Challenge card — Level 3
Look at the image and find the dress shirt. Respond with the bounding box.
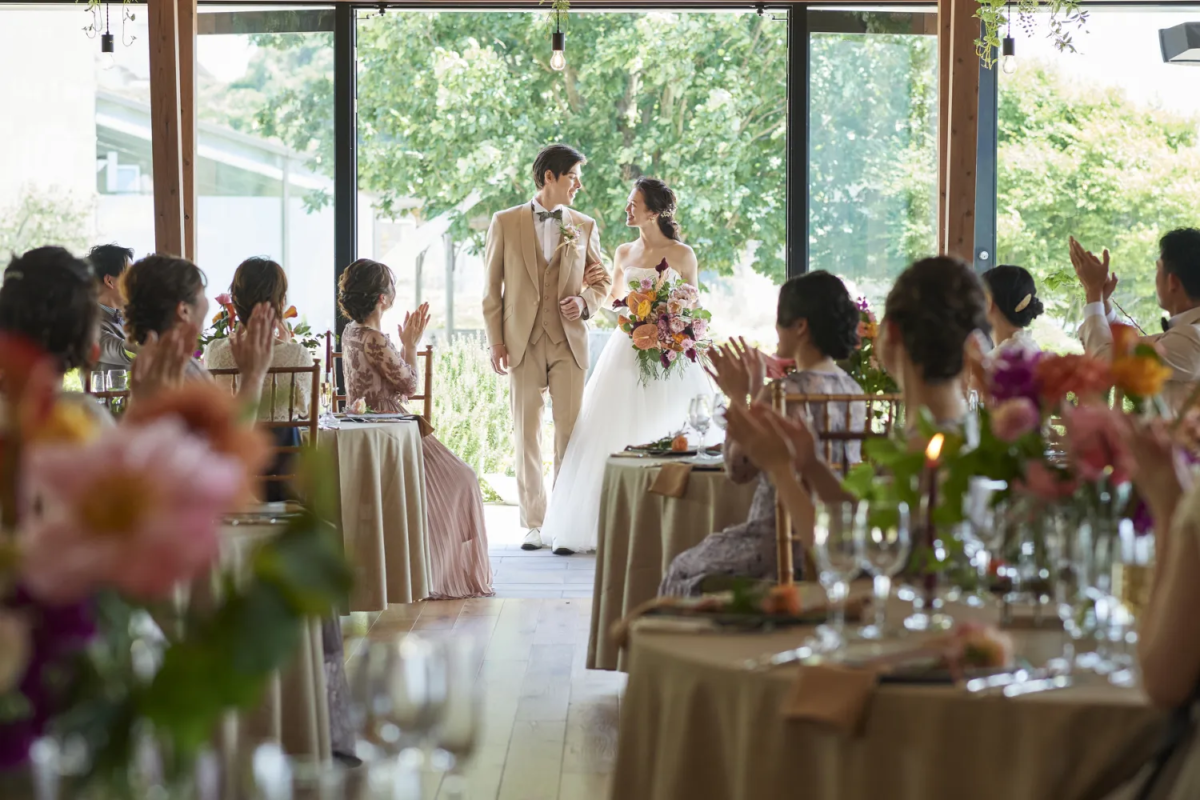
[531,198,564,263]
[1079,301,1200,414]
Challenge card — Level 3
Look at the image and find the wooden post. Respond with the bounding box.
[178,0,197,260]
[939,0,980,261]
[147,0,185,257]
[772,380,794,586]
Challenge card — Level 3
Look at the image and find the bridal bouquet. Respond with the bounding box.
[613,259,712,383]
[0,335,350,791]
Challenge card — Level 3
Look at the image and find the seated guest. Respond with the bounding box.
[338,258,493,599]
[981,264,1043,352]
[660,271,864,596]
[205,257,315,502]
[88,243,135,373]
[1073,229,1200,413]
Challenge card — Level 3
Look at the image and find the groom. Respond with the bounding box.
[483,144,611,553]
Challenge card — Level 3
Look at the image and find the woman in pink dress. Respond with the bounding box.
[337,258,493,599]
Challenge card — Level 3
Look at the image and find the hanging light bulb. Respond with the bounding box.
[1001,35,1017,74]
[100,31,115,70]
[550,8,566,72]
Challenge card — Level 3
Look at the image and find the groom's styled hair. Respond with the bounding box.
[532,144,586,189]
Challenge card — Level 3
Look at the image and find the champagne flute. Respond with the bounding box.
[856,501,911,640]
[813,500,865,651]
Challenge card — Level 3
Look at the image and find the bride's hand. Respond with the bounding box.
[583,262,607,288]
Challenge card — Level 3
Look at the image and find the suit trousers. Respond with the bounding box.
[509,335,585,529]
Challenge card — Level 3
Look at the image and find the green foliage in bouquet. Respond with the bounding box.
[838,299,898,396]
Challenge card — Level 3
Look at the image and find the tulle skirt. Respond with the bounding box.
[541,328,714,552]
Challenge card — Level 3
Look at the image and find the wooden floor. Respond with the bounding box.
[489,546,597,599]
[345,597,624,800]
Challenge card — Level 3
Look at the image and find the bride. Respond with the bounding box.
[543,177,713,555]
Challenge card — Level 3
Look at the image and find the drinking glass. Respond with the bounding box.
[434,635,486,799]
[856,502,911,640]
[106,369,129,392]
[1046,512,1093,674]
[89,369,107,393]
[711,393,729,435]
[319,381,339,428]
[252,744,372,800]
[1077,505,1119,675]
[688,395,712,455]
[813,500,865,651]
[346,633,449,768]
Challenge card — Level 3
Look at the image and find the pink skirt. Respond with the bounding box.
[421,434,494,599]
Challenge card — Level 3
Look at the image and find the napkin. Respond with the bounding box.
[650,463,692,498]
[784,664,880,736]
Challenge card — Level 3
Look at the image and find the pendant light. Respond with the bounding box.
[1001,4,1017,74]
[100,1,115,70]
[550,5,566,72]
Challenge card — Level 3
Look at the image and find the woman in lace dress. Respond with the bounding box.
[205,257,314,501]
[660,271,865,595]
[338,259,493,599]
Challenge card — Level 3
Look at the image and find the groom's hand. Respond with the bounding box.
[490,344,510,376]
[560,296,585,322]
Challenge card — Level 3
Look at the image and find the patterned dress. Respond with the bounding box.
[340,322,493,599]
[659,368,865,596]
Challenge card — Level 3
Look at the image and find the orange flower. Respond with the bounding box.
[1111,322,1139,357]
[124,381,270,501]
[625,291,655,320]
[631,324,659,351]
[283,305,298,320]
[857,320,879,340]
[1112,355,1173,398]
[760,584,802,616]
[1034,353,1113,406]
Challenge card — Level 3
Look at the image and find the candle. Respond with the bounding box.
[921,434,945,605]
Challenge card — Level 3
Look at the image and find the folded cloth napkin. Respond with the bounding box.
[784,664,880,736]
[650,463,692,498]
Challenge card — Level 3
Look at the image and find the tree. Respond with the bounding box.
[0,188,92,259]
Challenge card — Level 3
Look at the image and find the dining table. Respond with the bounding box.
[610,593,1168,800]
[587,453,758,671]
[317,419,431,611]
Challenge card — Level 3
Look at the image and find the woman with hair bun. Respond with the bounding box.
[981,264,1043,352]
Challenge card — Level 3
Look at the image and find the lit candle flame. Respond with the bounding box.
[925,433,945,464]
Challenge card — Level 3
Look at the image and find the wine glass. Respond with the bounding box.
[319,381,340,429]
[1047,512,1093,675]
[346,633,449,769]
[688,395,712,455]
[251,744,372,800]
[711,393,729,438]
[813,500,865,651]
[433,635,485,799]
[856,501,911,640]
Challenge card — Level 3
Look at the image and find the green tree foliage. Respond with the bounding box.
[997,63,1200,327]
[0,188,92,258]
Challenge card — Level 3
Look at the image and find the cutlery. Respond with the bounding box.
[1002,675,1072,697]
[741,645,818,671]
[965,668,1047,694]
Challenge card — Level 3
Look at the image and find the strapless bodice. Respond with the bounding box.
[624,265,680,284]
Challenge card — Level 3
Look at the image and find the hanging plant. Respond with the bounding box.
[542,0,570,31]
[975,0,1089,69]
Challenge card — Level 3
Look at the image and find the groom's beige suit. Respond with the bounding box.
[483,203,611,528]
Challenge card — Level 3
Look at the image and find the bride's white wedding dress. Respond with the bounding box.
[542,265,713,553]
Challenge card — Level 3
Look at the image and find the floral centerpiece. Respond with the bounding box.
[839,297,898,395]
[613,259,712,384]
[198,293,321,354]
[0,335,350,791]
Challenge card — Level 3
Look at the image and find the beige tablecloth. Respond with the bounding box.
[587,456,757,671]
[611,607,1168,800]
[318,421,430,610]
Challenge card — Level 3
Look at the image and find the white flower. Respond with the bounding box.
[0,610,30,694]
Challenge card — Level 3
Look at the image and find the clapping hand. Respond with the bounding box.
[399,302,431,351]
[1069,237,1118,308]
[725,402,818,476]
[130,322,198,401]
[1129,419,1190,523]
[705,338,766,407]
[230,302,276,382]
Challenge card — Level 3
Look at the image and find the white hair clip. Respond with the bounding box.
[1014,293,1033,313]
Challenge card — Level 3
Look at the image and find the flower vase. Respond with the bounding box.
[1076,503,1119,675]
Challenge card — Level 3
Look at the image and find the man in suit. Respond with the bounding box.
[483,144,612,552]
[1073,228,1200,414]
[88,243,135,373]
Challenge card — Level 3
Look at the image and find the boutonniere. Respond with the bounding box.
[558,219,582,249]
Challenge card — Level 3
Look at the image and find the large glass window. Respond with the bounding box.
[995,7,1200,351]
[0,3,153,259]
[195,6,336,336]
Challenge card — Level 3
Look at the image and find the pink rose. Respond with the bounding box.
[692,319,707,339]
[1063,403,1134,484]
[990,398,1039,443]
[215,292,233,306]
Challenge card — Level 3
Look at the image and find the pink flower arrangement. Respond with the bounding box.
[990,397,1040,443]
[19,419,245,605]
[1062,403,1134,485]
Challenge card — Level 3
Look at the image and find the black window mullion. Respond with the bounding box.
[786,7,809,279]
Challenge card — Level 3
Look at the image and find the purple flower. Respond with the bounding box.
[686,348,698,362]
[655,258,669,275]
[660,352,671,368]
[669,316,687,334]
[989,347,1045,406]
[640,278,653,291]
[612,297,627,309]
[692,319,708,340]
[856,296,870,312]
[666,350,678,363]
[1131,498,1154,537]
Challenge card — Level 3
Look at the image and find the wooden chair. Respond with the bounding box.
[768,384,904,585]
[208,362,321,489]
[323,331,434,422]
[82,372,131,417]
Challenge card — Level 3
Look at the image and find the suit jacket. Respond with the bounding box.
[482,203,611,369]
[1080,306,1200,413]
[96,304,133,371]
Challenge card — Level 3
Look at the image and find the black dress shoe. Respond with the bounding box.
[552,546,575,556]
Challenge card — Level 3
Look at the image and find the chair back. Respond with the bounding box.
[82,372,131,416]
[323,330,434,422]
[207,361,321,487]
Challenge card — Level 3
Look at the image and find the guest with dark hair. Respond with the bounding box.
[0,247,100,376]
[981,264,1043,352]
[338,258,493,599]
[1073,228,1200,413]
[88,243,135,371]
[660,271,865,595]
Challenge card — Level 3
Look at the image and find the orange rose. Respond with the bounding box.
[1034,354,1113,406]
[631,324,659,351]
[1112,355,1173,398]
[1111,322,1139,357]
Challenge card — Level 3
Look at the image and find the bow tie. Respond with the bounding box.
[1163,317,1172,333]
[113,309,124,327]
[537,209,563,222]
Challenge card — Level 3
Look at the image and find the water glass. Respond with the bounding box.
[688,395,712,453]
[434,636,486,798]
[711,393,729,434]
[1047,514,1092,674]
[106,369,129,392]
[89,369,107,393]
[856,502,911,639]
[252,745,371,800]
[813,500,865,650]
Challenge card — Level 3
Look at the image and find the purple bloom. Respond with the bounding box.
[655,258,669,275]
[989,347,1045,406]
[660,352,671,368]
[686,348,698,362]
[1131,498,1154,537]
[640,279,653,291]
[856,296,870,312]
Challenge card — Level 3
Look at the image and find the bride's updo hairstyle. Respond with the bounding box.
[634,177,681,241]
[982,264,1044,328]
[338,258,395,324]
[777,270,859,360]
[884,256,989,384]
